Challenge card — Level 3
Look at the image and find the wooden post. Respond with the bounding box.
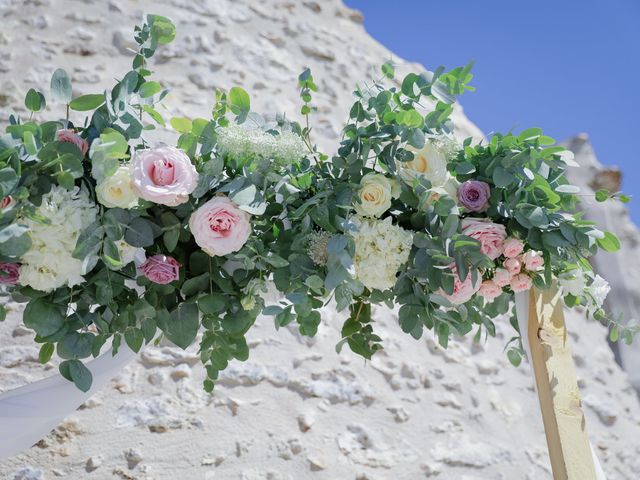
[528,284,597,480]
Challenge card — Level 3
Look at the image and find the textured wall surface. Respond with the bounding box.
[1,1,639,479]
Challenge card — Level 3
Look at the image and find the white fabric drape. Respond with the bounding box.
[0,345,137,459]
[514,291,606,479]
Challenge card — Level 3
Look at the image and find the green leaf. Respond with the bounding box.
[61,359,93,392]
[125,217,155,247]
[596,231,621,252]
[181,273,209,297]
[125,328,144,353]
[0,225,31,258]
[50,68,72,104]
[25,88,45,112]
[69,94,105,111]
[0,167,19,197]
[165,303,199,349]
[381,61,394,79]
[143,105,166,126]
[595,189,609,202]
[228,87,250,117]
[139,81,162,98]
[493,166,515,188]
[170,117,192,134]
[507,348,522,367]
[198,294,226,315]
[39,343,55,364]
[148,14,176,45]
[23,298,65,337]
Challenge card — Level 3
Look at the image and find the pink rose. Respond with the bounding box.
[139,255,181,285]
[457,180,491,212]
[437,266,481,305]
[0,263,20,285]
[131,146,198,206]
[510,273,533,293]
[493,268,511,287]
[189,196,251,257]
[0,196,13,210]
[504,257,522,275]
[57,129,89,156]
[523,250,544,271]
[461,218,507,260]
[503,237,524,258]
[478,280,502,301]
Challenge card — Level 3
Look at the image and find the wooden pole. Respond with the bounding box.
[528,284,597,480]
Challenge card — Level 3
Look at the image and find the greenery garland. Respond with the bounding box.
[0,16,633,392]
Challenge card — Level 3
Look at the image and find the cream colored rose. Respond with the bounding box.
[399,142,449,188]
[354,173,399,218]
[96,165,139,209]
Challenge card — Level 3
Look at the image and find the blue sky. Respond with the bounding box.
[345,0,640,224]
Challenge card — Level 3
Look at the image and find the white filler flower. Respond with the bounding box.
[351,216,413,291]
[20,185,97,292]
[216,123,307,165]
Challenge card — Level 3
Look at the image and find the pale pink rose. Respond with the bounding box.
[510,273,533,293]
[437,266,481,305]
[57,129,89,156]
[493,268,511,288]
[503,237,524,258]
[504,257,522,275]
[139,255,181,285]
[131,146,198,206]
[0,263,20,285]
[461,218,507,260]
[478,280,502,301]
[189,196,251,257]
[523,250,544,271]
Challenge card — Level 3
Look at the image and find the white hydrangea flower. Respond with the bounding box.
[350,215,413,291]
[216,123,307,165]
[20,185,97,292]
[588,275,611,308]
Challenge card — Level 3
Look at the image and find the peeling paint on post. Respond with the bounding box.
[528,284,597,480]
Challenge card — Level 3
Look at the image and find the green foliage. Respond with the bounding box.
[1,16,628,395]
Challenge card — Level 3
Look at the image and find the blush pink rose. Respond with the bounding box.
[139,255,181,285]
[189,196,251,257]
[504,257,522,275]
[503,237,524,258]
[437,266,481,305]
[510,273,533,293]
[493,268,511,287]
[523,250,544,271]
[478,280,502,301]
[461,218,507,260]
[131,146,198,206]
[57,129,89,156]
[0,263,20,285]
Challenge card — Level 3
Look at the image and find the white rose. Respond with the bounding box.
[96,165,139,209]
[354,173,399,218]
[399,141,449,188]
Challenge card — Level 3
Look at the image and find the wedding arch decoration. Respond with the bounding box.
[0,15,632,476]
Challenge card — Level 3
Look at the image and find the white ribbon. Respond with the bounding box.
[0,345,137,459]
[514,291,606,479]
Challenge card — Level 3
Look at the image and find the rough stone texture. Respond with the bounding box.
[1,1,640,479]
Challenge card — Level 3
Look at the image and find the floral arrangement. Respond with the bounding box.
[0,16,631,392]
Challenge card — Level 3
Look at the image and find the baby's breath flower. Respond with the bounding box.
[307,230,333,266]
[217,123,306,165]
